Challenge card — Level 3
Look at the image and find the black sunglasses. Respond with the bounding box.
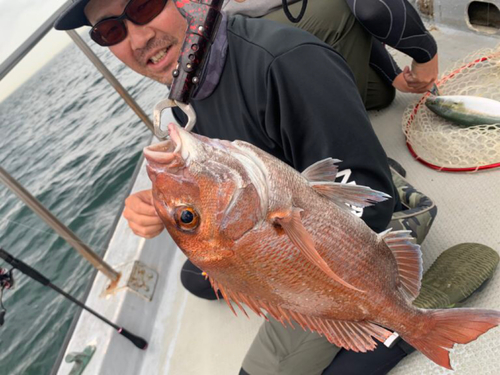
[90,0,168,47]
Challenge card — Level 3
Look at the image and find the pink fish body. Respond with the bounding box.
[144,123,500,369]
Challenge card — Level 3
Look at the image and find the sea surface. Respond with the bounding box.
[0,33,168,375]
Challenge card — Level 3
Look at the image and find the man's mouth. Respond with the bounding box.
[149,46,171,65]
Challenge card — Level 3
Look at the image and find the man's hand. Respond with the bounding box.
[401,54,439,93]
[123,189,164,238]
[393,72,420,93]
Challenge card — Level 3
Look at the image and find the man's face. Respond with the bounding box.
[85,0,187,85]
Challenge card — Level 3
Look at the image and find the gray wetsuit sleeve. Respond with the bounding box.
[345,0,437,62]
[346,0,437,83]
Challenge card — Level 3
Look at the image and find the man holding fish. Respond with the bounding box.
[55,1,499,374]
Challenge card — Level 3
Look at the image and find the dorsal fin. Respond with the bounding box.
[302,158,390,211]
[301,158,341,182]
[380,230,423,300]
[311,182,391,211]
[207,276,392,352]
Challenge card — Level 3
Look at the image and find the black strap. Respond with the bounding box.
[282,0,308,23]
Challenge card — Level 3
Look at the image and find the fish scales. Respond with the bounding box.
[144,122,500,369]
[425,95,500,127]
[235,140,404,316]
[232,171,403,323]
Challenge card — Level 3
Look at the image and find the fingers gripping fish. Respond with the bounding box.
[144,122,500,370]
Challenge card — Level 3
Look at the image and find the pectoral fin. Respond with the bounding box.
[272,207,364,293]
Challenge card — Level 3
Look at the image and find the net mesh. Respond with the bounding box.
[402,44,500,171]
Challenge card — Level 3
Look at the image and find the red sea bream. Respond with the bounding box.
[144,122,500,369]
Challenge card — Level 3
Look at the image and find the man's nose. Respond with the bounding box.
[125,20,155,50]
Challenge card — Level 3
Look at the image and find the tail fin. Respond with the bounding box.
[403,308,500,370]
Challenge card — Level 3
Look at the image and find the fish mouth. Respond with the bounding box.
[425,96,459,114]
[424,96,445,112]
[143,122,191,172]
[425,96,440,106]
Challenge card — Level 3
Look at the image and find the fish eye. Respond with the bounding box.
[181,210,194,224]
[174,206,200,231]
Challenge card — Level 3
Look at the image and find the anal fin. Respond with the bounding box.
[208,276,392,353]
[309,316,392,352]
[275,305,392,352]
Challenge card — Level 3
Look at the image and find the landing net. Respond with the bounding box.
[403,44,500,172]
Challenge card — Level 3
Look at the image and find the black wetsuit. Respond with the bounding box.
[346,0,438,84]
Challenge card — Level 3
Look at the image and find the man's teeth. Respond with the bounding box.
[150,48,168,64]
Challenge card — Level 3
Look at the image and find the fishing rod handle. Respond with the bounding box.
[169,0,224,103]
[0,248,50,286]
[118,327,148,350]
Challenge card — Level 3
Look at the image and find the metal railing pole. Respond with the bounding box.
[0,1,71,81]
[0,166,120,282]
[66,30,155,134]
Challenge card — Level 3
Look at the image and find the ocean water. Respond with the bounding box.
[0,34,168,375]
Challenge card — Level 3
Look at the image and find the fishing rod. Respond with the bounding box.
[0,248,148,349]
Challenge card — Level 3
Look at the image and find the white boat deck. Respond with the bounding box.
[57,24,500,375]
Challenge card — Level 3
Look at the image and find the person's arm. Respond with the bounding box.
[369,40,430,93]
[346,0,438,92]
[264,43,398,232]
[369,39,401,85]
